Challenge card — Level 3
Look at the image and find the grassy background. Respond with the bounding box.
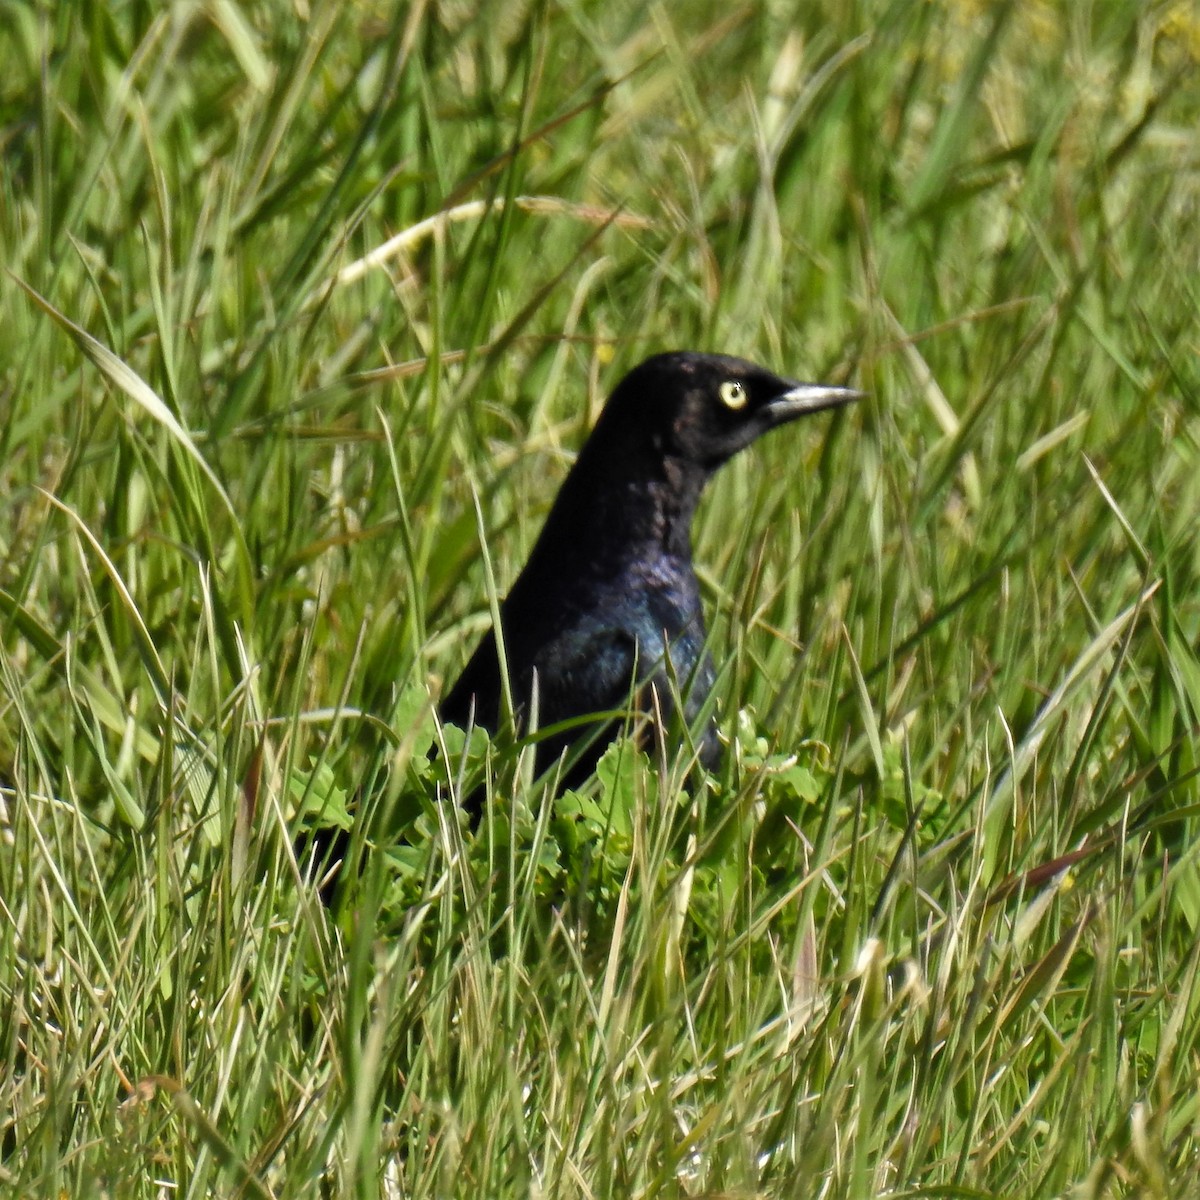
[3,0,1200,1195]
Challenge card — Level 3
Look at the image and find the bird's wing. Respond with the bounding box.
[438,629,502,732]
[535,622,717,767]
[439,622,648,735]
[533,624,647,730]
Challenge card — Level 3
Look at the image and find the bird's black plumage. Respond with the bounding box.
[440,351,859,811]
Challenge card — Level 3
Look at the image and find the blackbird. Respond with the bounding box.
[440,350,859,812]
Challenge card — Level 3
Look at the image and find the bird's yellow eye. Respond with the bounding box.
[719,380,747,409]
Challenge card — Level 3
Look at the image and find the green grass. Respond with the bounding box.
[3,0,1200,1195]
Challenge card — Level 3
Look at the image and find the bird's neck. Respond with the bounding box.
[547,447,708,569]
[631,456,706,560]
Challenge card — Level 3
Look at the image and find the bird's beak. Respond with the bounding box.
[766,383,863,423]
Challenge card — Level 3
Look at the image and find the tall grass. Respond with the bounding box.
[2,0,1199,1195]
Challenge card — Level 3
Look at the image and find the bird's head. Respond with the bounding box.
[607,351,861,471]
